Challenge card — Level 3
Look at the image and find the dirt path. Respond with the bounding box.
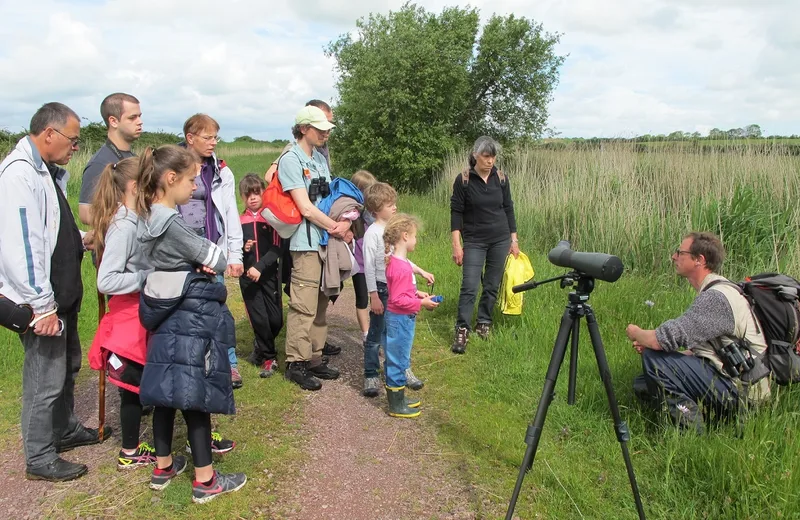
[0,285,479,519]
[276,287,477,520]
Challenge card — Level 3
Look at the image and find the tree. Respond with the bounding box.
[744,124,762,138]
[326,2,563,190]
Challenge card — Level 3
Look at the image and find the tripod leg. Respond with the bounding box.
[585,309,647,520]
[567,317,580,405]
[506,309,574,520]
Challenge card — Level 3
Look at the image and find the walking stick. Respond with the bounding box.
[96,253,107,442]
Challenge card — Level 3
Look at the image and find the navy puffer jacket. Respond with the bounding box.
[138,271,235,414]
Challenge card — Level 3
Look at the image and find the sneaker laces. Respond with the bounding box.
[211,432,223,442]
[138,442,155,454]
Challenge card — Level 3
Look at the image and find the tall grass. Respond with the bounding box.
[435,144,800,278]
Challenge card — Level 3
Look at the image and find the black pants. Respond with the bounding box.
[240,276,283,365]
[153,407,212,468]
[352,272,368,310]
[456,239,510,330]
[639,349,741,432]
[119,388,144,450]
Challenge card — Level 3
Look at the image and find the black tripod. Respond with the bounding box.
[506,272,646,520]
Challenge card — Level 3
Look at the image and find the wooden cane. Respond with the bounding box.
[96,256,107,442]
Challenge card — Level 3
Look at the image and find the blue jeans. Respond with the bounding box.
[364,282,388,378]
[456,238,511,330]
[384,310,416,388]
[216,274,239,368]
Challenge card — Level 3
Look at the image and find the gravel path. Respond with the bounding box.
[276,287,477,520]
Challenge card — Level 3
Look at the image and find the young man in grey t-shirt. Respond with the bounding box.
[78,93,142,225]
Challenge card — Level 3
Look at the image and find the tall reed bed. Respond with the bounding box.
[435,144,800,278]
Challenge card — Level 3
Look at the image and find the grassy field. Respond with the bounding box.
[1,141,799,518]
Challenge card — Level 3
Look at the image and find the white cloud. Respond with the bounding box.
[0,0,796,139]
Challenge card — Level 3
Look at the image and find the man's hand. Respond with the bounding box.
[344,229,354,244]
[329,220,351,240]
[226,264,244,277]
[82,230,95,251]
[247,267,261,282]
[452,244,463,266]
[370,292,384,315]
[244,240,255,253]
[632,341,646,355]
[420,295,439,311]
[626,324,643,342]
[626,324,661,352]
[33,313,60,336]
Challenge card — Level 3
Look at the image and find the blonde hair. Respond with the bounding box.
[365,182,397,214]
[351,170,377,193]
[383,213,419,264]
[91,157,139,260]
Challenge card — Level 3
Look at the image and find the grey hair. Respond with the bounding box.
[30,102,80,136]
[469,136,501,168]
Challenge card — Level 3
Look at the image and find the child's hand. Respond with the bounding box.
[421,296,439,311]
[416,291,429,299]
[244,239,255,252]
[370,292,384,315]
[197,265,217,276]
[247,267,261,282]
[421,271,435,286]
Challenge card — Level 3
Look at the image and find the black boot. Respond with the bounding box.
[56,425,114,453]
[26,458,88,482]
[322,342,342,356]
[308,361,340,380]
[285,361,322,391]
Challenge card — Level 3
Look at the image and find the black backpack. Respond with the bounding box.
[723,273,800,385]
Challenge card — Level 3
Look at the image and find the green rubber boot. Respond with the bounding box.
[386,386,421,418]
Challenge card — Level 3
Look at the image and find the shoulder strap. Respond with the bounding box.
[497,168,506,186]
[461,169,469,186]
[0,158,29,176]
[704,279,761,336]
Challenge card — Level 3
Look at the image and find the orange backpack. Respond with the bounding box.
[261,167,302,239]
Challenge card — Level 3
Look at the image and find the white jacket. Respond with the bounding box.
[0,137,65,314]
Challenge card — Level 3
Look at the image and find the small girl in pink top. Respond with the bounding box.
[383,214,439,418]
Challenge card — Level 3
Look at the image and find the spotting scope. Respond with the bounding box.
[547,240,624,283]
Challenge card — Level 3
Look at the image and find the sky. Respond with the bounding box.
[0,0,797,140]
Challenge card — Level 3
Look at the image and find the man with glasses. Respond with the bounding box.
[625,232,771,434]
[79,93,142,225]
[279,105,350,390]
[0,102,110,482]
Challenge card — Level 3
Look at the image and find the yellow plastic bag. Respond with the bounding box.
[499,252,534,315]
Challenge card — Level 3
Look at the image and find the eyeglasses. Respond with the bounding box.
[52,128,81,147]
[674,249,693,257]
[196,135,220,143]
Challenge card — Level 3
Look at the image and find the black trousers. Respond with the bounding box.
[240,276,283,365]
[153,407,212,468]
[119,388,144,450]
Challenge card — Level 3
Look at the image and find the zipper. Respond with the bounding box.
[252,219,260,262]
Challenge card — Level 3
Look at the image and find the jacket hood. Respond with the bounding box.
[137,204,179,257]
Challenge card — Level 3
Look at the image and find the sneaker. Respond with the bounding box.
[475,322,491,340]
[363,376,381,397]
[285,361,322,391]
[231,366,243,389]
[322,342,342,356]
[56,425,114,453]
[149,455,188,490]
[451,327,469,354]
[260,359,277,378]
[26,457,88,482]
[308,362,340,380]
[118,442,157,470]
[192,471,248,504]
[405,368,424,390]
[186,432,236,455]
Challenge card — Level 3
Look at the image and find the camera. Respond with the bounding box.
[308,177,330,202]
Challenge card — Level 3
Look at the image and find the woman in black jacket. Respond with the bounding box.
[450,136,519,354]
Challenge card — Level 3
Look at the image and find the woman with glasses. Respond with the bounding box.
[178,114,245,389]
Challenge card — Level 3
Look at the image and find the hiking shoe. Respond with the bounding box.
[322,342,342,356]
[192,471,248,504]
[118,442,157,470]
[231,366,243,389]
[405,368,424,390]
[308,362,340,380]
[149,455,188,490]
[186,432,236,455]
[260,359,277,378]
[56,425,113,453]
[475,322,491,340]
[26,457,87,482]
[285,361,322,391]
[363,376,381,397]
[451,327,469,354]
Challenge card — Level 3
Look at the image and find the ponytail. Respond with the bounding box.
[135,144,196,217]
[91,157,139,260]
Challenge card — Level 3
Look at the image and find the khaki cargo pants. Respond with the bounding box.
[285,251,329,364]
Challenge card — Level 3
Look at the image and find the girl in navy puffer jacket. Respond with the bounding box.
[135,145,247,504]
